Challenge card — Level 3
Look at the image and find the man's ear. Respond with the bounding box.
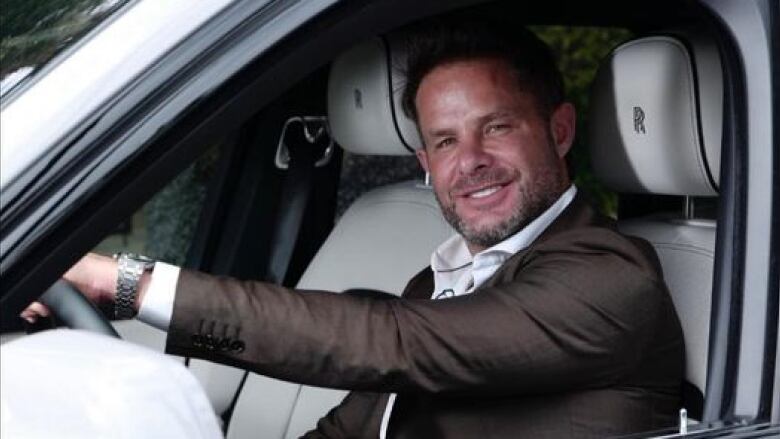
[549,102,576,158]
[416,149,430,173]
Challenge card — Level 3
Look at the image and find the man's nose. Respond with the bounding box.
[458,135,493,175]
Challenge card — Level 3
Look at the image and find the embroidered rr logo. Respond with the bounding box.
[633,106,646,134]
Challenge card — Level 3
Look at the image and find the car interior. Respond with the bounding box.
[2,0,737,437]
[100,14,723,439]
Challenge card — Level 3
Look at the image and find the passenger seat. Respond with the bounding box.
[588,29,723,419]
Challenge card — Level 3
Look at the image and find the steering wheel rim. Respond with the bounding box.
[39,280,120,338]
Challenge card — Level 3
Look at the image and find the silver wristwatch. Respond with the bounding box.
[113,253,156,319]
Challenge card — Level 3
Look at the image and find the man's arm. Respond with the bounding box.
[165,227,680,396]
[20,253,164,325]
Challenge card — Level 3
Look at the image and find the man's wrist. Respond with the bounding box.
[113,253,156,319]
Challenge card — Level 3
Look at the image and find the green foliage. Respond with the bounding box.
[533,26,632,216]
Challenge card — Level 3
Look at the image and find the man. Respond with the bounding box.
[24,18,683,438]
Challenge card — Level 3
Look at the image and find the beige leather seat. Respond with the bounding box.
[589,30,723,418]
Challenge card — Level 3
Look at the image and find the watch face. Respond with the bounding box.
[117,253,156,269]
[126,253,154,262]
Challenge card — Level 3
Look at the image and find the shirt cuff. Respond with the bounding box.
[137,262,180,331]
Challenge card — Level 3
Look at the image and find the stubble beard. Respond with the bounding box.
[436,164,567,250]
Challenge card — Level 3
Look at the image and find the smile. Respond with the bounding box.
[468,185,502,199]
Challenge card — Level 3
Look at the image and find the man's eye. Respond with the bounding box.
[486,124,510,134]
[436,138,455,149]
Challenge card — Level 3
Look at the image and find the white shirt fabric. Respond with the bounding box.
[138,261,180,331]
[1,329,222,439]
[138,185,577,437]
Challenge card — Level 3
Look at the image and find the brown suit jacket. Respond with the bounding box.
[166,196,684,438]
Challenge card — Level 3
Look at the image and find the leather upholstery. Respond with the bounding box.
[618,218,715,395]
[588,34,722,196]
[327,37,423,155]
[590,32,722,412]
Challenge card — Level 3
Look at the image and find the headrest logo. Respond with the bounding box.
[353,89,363,109]
[633,106,646,134]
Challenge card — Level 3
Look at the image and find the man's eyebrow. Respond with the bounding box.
[477,110,513,124]
[426,127,457,138]
[424,110,516,137]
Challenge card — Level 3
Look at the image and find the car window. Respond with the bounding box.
[93,144,221,265]
[0,0,130,95]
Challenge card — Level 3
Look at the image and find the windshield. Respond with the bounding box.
[0,0,132,96]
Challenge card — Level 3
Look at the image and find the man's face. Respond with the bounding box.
[414,57,575,253]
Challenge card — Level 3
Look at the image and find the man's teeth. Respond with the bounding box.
[469,185,501,198]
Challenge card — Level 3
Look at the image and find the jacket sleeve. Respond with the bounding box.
[165,228,679,396]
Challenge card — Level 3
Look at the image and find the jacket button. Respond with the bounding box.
[204,334,216,351]
[218,338,231,352]
[191,334,203,347]
[230,340,245,353]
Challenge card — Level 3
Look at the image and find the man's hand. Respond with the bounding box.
[20,253,118,324]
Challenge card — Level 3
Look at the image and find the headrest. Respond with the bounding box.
[327,37,422,155]
[588,32,722,196]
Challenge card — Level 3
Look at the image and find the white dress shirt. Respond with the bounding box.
[138,185,578,437]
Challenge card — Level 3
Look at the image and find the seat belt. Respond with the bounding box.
[266,116,333,285]
[221,116,333,431]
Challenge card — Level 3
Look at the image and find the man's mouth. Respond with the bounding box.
[450,168,517,204]
[467,185,503,199]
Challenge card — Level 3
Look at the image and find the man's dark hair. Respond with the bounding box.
[400,18,565,124]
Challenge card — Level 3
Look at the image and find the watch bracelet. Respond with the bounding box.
[114,253,155,319]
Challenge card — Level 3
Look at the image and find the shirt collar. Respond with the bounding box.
[431,185,578,274]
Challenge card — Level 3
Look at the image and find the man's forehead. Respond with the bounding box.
[413,58,544,132]
[416,58,534,105]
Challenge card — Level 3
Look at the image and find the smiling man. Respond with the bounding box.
[413,56,573,254]
[26,18,684,438]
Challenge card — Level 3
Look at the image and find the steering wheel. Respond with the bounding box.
[38,280,120,338]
